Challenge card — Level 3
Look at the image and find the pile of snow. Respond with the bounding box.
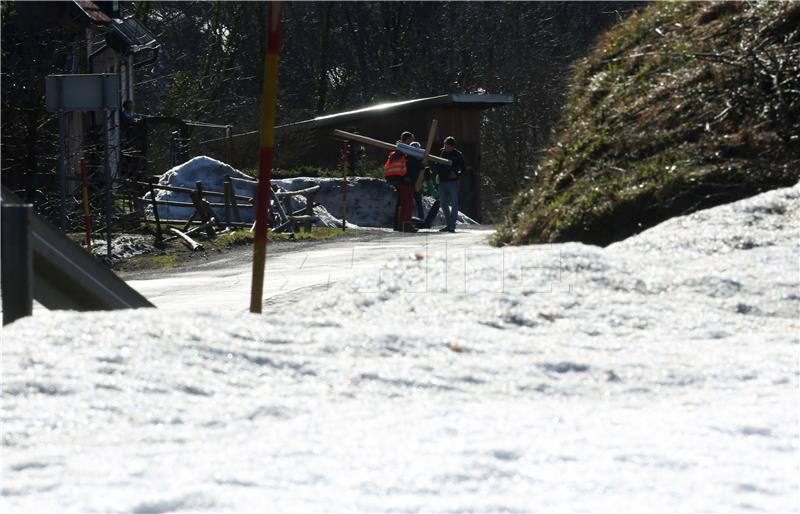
[274,176,467,229]
[143,156,252,222]
[89,234,155,264]
[3,183,798,512]
[145,156,475,229]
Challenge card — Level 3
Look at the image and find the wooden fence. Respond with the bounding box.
[130,176,321,250]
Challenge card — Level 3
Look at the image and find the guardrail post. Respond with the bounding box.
[2,204,33,325]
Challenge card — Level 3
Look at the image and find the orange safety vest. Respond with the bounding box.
[383,151,407,179]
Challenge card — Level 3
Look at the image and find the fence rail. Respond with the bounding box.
[128,176,321,250]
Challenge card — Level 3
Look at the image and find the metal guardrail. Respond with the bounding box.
[1,204,33,325]
[1,186,154,316]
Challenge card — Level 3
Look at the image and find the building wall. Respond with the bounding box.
[87,46,122,181]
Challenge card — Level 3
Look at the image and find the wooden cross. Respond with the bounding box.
[332,123,452,166]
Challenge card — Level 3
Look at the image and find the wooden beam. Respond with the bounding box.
[274,185,321,197]
[332,129,452,166]
[168,227,203,251]
[135,181,252,202]
[423,119,438,163]
[417,118,439,191]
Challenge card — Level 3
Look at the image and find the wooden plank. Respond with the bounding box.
[417,119,438,192]
[274,185,321,197]
[270,188,291,229]
[134,181,252,202]
[333,129,452,165]
[274,215,318,233]
[227,175,243,222]
[229,176,258,185]
[168,227,203,251]
[290,206,319,216]
[149,199,232,209]
[145,217,251,227]
[332,130,396,152]
[192,181,216,238]
[223,178,232,226]
[182,212,197,232]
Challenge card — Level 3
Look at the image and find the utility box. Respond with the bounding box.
[45,73,120,112]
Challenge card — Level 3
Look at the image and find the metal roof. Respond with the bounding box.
[72,1,159,56]
[72,0,112,24]
[277,93,514,132]
[107,16,160,55]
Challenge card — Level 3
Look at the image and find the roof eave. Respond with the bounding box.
[277,93,514,132]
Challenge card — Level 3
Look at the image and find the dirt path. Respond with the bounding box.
[115,228,390,282]
[124,226,494,311]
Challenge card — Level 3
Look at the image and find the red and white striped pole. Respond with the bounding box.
[250,1,282,313]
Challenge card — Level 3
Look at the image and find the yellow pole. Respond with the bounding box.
[250,1,282,313]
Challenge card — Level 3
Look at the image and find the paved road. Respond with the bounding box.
[126,227,494,312]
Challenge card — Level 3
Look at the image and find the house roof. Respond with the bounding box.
[72,0,112,24]
[277,93,514,132]
[107,17,160,54]
[203,93,513,144]
[72,1,159,56]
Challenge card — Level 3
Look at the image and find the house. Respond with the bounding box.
[16,0,158,183]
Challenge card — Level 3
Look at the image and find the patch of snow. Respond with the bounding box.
[274,176,475,228]
[144,156,253,223]
[90,234,155,264]
[3,183,798,512]
[144,156,476,229]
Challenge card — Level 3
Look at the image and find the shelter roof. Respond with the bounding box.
[277,94,514,132]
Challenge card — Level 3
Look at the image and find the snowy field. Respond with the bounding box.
[2,183,799,512]
[147,156,475,228]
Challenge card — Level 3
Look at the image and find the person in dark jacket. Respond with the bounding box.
[435,136,466,232]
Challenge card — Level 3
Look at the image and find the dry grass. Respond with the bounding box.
[494,1,799,246]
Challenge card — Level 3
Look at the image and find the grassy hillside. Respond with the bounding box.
[494,1,799,246]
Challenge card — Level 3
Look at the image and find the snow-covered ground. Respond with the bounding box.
[2,183,799,512]
[147,156,475,229]
[125,228,493,311]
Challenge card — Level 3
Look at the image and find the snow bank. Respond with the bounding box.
[89,234,155,263]
[146,156,476,228]
[144,156,253,222]
[3,183,798,512]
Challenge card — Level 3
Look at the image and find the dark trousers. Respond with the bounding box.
[413,191,424,219]
[439,180,459,230]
